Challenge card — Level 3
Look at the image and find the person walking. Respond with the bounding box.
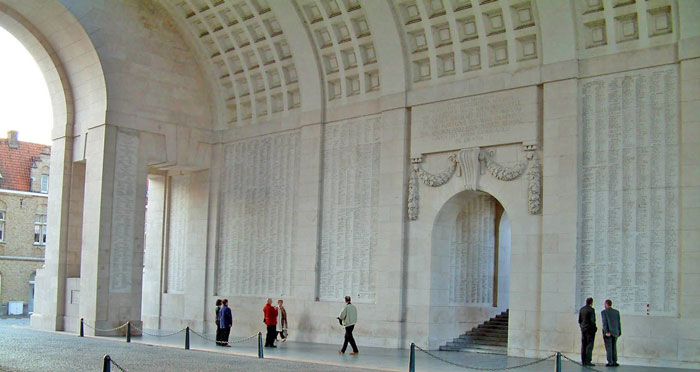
[263,298,278,348]
[218,299,232,347]
[276,299,288,342]
[601,299,621,367]
[337,295,358,355]
[215,299,223,346]
[578,297,597,366]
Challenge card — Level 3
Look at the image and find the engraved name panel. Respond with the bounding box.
[167,174,189,293]
[319,116,381,303]
[411,86,539,154]
[109,130,139,293]
[450,195,496,305]
[578,65,679,315]
[217,131,300,297]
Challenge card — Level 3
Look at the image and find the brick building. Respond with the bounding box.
[0,131,50,315]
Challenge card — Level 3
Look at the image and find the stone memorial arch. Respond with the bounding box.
[0,0,697,368]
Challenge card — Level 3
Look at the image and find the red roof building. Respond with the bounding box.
[0,131,51,192]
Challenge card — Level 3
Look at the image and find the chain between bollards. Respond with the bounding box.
[554,352,561,372]
[408,342,416,372]
[185,326,190,350]
[102,354,111,372]
[126,321,131,343]
[257,332,264,359]
[80,318,84,337]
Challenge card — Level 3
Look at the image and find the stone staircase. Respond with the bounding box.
[439,310,508,354]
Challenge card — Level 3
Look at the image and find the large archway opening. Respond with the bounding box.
[430,190,511,353]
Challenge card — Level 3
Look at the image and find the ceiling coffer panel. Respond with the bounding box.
[162,0,301,128]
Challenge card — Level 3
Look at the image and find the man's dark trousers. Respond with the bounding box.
[341,325,358,353]
[604,335,617,365]
[581,331,595,365]
[265,325,276,346]
[220,327,230,345]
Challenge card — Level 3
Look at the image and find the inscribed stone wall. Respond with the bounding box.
[449,195,496,305]
[109,131,139,293]
[166,175,189,294]
[411,87,538,155]
[319,116,381,302]
[578,65,679,315]
[216,131,299,297]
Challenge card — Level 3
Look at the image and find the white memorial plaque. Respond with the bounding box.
[217,131,299,296]
[411,86,539,155]
[109,131,139,293]
[578,65,679,315]
[319,116,381,302]
[449,195,496,305]
[167,175,189,293]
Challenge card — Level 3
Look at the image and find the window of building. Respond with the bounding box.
[0,201,6,242]
[40,174,49,193]
[34,214,47,245]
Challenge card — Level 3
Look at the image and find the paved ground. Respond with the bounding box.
[0,318,377,372]
[0,318,696,371]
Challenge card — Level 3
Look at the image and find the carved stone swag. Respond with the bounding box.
[408,145,541,221]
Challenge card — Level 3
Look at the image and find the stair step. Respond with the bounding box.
[440,308,510,353]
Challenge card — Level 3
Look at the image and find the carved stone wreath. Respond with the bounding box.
[408,154,457,220]
[407,147,541,221]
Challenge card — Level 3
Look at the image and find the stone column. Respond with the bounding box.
[79,125,147,334]
[141,174,166,329]
[538,78,579,354]
[30,136,73,331]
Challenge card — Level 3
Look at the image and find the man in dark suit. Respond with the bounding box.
[601,299,621,367]
[578,297,597,366]
[218,299,232,347]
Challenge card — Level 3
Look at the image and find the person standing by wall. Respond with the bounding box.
[263,298,278,348]
[218,299,232,347]
[578,297,597,366]
[337,296,358,355]
[277,299,288,342]
[215,299,223,346]
[601,299,621,367]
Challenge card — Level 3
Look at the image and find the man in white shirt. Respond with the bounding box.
[337,296,358,355]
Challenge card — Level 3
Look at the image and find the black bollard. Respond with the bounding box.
[409,343,415,372]
[126,322,131,343]
[102,355,111,372]
[80,318,84,337]
[185,327,190,350]
[555,352,561,372]
[258,332,264,359]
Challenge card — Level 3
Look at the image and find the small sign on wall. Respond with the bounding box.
[71,290,80,305]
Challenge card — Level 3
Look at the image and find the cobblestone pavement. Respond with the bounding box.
[0,318,380,372]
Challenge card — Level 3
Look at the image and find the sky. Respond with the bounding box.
[0,26,53,145]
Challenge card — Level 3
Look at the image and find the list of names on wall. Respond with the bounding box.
[319,116,381,302]
[110,131,139,293]
[217,131,299,297]
[450,195,496,305]
[578,65,679,315]
[167,175,189,293]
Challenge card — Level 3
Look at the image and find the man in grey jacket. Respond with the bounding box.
[337,296,359,355]
[601,299,621,367]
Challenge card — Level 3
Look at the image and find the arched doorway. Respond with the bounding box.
[430,190,511,353]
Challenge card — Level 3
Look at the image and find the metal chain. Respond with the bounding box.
[414,345,555,371]
[83,322,128,332]
[109,358,129,372]
[130,323,185,337]
[189,329,257,344]
[561,354,605,372]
